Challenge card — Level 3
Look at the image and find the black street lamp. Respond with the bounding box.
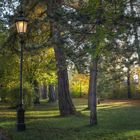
[15,11,28,132]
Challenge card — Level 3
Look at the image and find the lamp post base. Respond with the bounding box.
[17,106,26,132]
[17,123,25,131]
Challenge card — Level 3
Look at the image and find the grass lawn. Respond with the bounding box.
[0,98,140,140]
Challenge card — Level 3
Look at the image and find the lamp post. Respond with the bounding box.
[15,11,28,132]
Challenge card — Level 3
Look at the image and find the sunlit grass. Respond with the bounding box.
[0,99,140,140]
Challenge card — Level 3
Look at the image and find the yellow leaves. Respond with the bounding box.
[70,73,89,96]
[29,4,47,19]
[73,73,89,83]
[47,48,55,56]
[24,48,57,85]
[34,5,45,17]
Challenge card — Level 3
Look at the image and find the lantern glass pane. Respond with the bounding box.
[23,21,27,33]
[16,21,27,33]
[16,21,23,33]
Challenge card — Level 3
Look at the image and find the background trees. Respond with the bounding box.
[0,0,139,126]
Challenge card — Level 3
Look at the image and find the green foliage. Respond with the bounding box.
[0,84,33,108]
[108,86,128,99]
[101,84,140,99]
[71,91,82,98]
[0,87,9,102]
[8,84,33,108]
[0,0,139,114]
[0,54,19,88]
[0,21,7,47]
[24,48,57,86]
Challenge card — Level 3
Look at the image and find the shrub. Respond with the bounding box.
[7,84,33,108]
[70,91,82,98]
[0,88,9,102]
[70,83,88,98]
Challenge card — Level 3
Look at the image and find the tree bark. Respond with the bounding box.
[33,80,40,104]
[41,84,47,99]
[127,68,132,99]
[55,84,58,99]
[88,58,98,126]
[48,84,56,102]
[47,0,75,116]
[54,44,75,115]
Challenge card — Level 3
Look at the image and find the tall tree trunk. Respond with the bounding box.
[41,84,47,99]
[33,80,40,104]
[55,84,58,99]
[88,59,98,126]
[54,45,75,115]
[127,68,131,99]
[48,84,56,102]
[47,0,75,116]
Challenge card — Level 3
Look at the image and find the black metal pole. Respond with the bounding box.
[17,36,26,131]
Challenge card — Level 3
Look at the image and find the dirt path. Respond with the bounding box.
[105,99,140,104]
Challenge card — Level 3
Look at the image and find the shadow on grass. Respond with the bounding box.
[1,100,140,140]
[9,117,140,140]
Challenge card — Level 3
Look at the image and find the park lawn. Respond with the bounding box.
[0,99,140,140]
